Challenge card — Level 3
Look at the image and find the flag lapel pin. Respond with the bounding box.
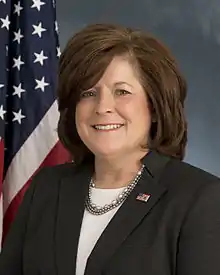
[136,193,150,202]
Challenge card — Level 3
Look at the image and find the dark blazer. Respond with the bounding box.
[1,151,220,275]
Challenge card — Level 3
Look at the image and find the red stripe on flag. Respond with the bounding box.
[2,141,70,243]
[0,138,4,189]
[0,138,4,242]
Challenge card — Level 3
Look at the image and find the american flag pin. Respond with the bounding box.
[136,193,150,202]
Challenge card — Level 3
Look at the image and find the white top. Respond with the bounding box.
[75,186,125,275]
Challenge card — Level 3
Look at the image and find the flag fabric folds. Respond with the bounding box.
[0,0,69,246]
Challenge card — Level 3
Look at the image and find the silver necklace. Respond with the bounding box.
[85,164,145,215]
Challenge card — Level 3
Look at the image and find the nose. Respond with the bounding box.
[95,91,115,115]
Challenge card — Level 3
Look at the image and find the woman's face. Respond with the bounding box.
[75,55,152,159]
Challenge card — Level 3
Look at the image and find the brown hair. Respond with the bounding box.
[57,23,187,165]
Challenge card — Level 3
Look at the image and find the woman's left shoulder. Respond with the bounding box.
[162,158,220,196]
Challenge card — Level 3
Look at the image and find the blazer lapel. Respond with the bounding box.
[85,151,170,275]
[55,164,92,275]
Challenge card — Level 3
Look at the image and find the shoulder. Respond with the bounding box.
[33,162,76,181]
[23,162,88,215]
[165,158,220,184]
[29,162,82,197]
[161,157,220,207]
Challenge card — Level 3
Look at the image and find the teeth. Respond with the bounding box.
[94,124,122,130]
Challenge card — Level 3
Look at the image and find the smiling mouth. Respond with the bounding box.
[92,124,124,131]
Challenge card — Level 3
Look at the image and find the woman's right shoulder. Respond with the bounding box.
[30,162,78,194]
[22,162,85,213]
[34,162,76,181]
[26,161,92,209]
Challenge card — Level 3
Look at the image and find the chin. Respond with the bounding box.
[92,146,124,159]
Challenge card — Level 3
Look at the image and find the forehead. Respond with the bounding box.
[96,55,141,87]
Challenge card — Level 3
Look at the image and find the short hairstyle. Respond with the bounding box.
[57,23,187,165]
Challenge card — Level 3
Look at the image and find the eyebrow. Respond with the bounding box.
[113,81,134,88]
[92,81,134,91]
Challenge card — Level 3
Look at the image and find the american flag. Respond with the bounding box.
[0,0,69,246]
[136,193,150,203]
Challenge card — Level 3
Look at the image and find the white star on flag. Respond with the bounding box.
[32,22,46,38]
[0,84,4,89]
[0,0,6,4]
[31,0,45,11]
[34,50,48,66]
[13,109,26,124]
[0,105,6,120]
[57,47,61,58]
[35,77,49,92]
[0,15,10,30]
[13,29,24,44]
[55,21,58,33]
[13,83,26,98]
[14,2,23,16]
[13,56,25,71]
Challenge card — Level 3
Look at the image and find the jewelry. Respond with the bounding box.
[85,164,145,215]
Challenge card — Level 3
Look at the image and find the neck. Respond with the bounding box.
[93,150,148,189]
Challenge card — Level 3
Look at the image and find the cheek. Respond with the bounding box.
[75,104,88,124]
[121,98,151,122]
[75,107,80,127]
[75,111,85,142]
[131,100,151,136]
[137,98,151,121]
[75,104,93,140]
[75,106,86,135]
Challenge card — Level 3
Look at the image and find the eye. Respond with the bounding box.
[115,89,131,96]
[80,90,96,98]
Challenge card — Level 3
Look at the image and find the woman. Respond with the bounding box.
[0,23,220,275]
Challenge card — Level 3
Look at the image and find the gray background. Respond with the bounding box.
[56,0,220,177]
